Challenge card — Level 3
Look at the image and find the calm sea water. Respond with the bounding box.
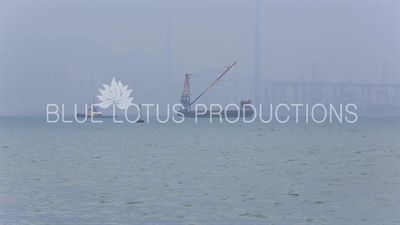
[1,115,399,224]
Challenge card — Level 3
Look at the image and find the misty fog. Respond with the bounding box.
[1,1,398,115]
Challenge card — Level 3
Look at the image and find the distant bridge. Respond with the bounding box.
[210,79,400,110]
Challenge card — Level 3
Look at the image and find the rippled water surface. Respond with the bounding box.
[1,115,399,224]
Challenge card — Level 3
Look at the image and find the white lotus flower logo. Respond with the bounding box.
[97,78,134,110]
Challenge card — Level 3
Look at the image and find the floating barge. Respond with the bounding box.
[178,100,254,118]
[178,62,254,118]
[76,98,117,119]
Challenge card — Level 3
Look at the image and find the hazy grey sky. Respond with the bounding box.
[1,1,398,115]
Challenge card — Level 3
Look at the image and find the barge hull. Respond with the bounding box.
[178,110,254,118]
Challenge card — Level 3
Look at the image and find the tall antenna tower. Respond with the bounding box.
[311,62,317,83]
[254,0,261,105]
[381,61,388,105]
[167,14,171,82]
[382,61,387,84]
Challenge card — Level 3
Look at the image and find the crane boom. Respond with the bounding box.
[188,62,236,107]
